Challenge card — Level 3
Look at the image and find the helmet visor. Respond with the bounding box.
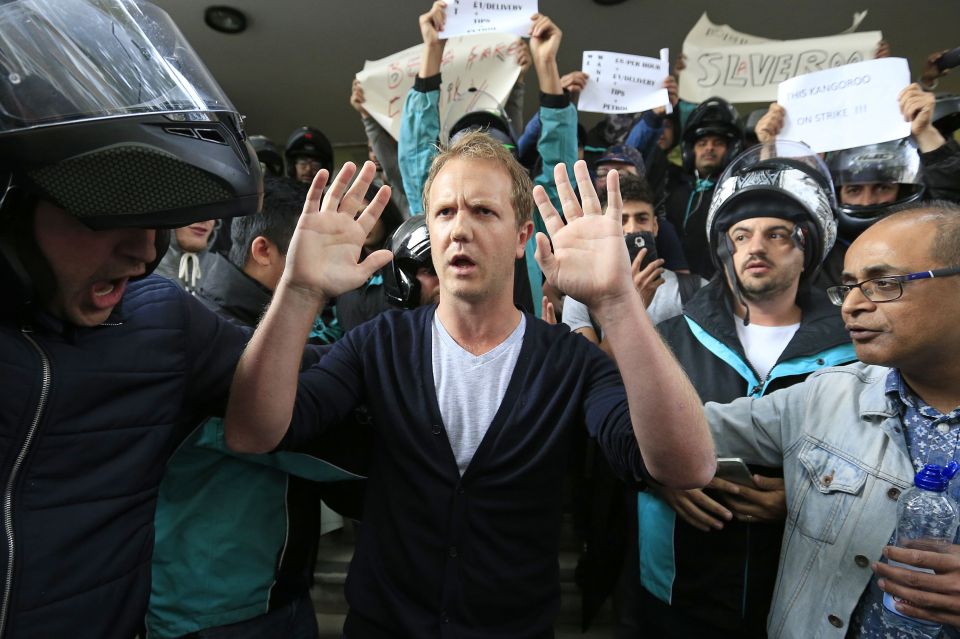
[0,0,235,131]
[825,138,922,186]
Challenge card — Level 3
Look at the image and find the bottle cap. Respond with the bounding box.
[914,461,960,491]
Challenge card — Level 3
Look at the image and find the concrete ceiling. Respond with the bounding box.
[152,0,960,148]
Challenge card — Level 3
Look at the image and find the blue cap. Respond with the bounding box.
[596,144,646,177]
[914,461,960,492]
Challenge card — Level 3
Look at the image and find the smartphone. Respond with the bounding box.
[936,46,960,72]
[624,231,658,269]
[715,457,757,488]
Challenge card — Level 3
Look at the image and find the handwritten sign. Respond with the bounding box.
[679,12,882,103]
[578,49,670,114]
[355,33,523,141]
[682,12,772,48]
[777,58,911,153]
[439,0,537,38]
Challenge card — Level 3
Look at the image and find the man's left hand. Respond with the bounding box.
[874,545,960,627]
[533,161,634,310]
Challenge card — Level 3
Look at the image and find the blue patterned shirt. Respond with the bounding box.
[847,369,960,638]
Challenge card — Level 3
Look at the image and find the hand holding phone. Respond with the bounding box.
[715,457,758,488]
[624,231,658,269]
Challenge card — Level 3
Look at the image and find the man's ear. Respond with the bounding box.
[516,220,534,258]
[249,236,275,268]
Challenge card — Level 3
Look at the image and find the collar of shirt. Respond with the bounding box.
[885,369,960,471]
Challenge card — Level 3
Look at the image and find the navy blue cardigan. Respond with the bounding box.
[280,306,649,639]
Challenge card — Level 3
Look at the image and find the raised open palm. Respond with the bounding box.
[533,161,635,309]
[282,161,394,300]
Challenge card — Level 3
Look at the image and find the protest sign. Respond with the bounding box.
[355,33,523,141]
[439,0,537,38]
[679,12,882,103]
[682,12,771,48]
[777,58,911,153]
[578,49,671,114]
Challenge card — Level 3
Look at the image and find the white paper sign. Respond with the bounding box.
[355,34,524,141]
[682,12,772,48]
[777,58,911,153]
[578,49,670,114]
[439,0,537,38]
[679,12,882,103]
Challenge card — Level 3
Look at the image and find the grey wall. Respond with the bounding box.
[154,0,959,147]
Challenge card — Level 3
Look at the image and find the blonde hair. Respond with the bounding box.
[422,130,533,226]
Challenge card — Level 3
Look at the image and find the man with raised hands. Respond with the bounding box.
[224,137,713,638]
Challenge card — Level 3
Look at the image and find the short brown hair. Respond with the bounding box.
[599,173,654,208]
[422,130,534,226]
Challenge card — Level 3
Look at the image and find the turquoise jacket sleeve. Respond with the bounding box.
[398,75,442,216]
[533,99,578,231]
[525,96,578,316]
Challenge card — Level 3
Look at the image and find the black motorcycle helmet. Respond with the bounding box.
[933,94,960,140]
[825,138,924,242]
[249,135,285,177]
[0,0,261,232]
[0,0,261,312]
[441,88,517,155]
[706,141,838,323]
[284,126,333,177]
[681,97,744,175]
[383,216,432,309]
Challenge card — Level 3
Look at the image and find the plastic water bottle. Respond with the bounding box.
[882,461,960,638]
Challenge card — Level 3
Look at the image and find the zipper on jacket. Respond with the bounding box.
[0,331,52,638]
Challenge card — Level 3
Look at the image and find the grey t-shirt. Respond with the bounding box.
[563,270,700,337]
[432,313,526,475]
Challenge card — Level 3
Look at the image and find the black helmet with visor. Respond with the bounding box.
[825,138,924,241]
[0,0,262,231]
[706,141,838,323]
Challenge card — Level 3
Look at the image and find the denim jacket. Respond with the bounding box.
[705,362,914,639]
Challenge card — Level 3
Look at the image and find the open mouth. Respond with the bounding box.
[89,277,129,310]
[450,255,476,271]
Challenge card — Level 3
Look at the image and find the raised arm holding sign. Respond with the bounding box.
[439,0,538,38]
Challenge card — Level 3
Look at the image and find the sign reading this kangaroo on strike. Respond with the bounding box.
[777,57,911,153]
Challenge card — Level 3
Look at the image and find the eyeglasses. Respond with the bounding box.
[827,266,960,306]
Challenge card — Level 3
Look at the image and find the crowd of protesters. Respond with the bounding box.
[2,1,960,638]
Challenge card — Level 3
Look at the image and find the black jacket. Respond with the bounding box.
[635,279,856,638]
[664,170,718,280]
[0,268,248,639]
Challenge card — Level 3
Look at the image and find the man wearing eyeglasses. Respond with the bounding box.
[704,201,960,638]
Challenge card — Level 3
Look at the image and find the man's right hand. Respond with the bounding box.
[350,78,369,118]
[560,70,589,99]
[281,161,394,303]
[419,1,446,47]
[653,482,733,532]
[631,248,665,308]
[756,102,786,144]
[653,75,679,116]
